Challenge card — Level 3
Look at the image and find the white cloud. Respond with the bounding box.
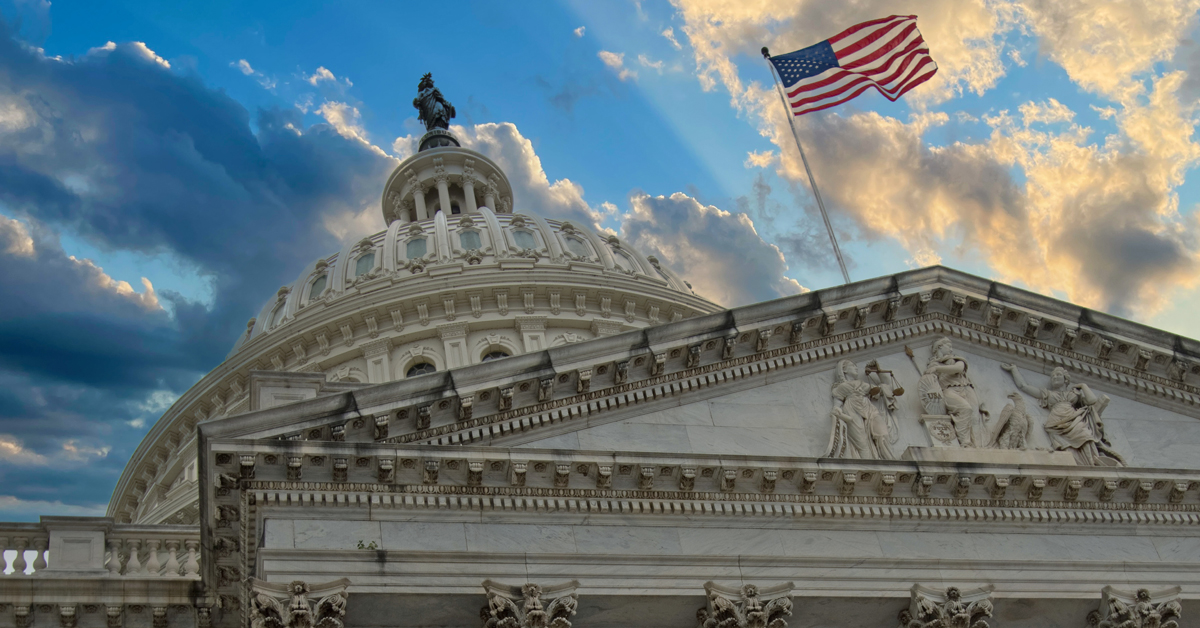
[0,435,47,465]
[1008,49,1027,67]
[661,27,682,50]
[638,54,665,74]
[622,192,804,306]
[0,215,34,257]
[744,150,775,168]
[306,66,348,87]
[0,496,105,518]
[1015,0,1200,103]
[598,50,637,81]
[85,41,170,69]
[574,26,586,37]
[230,59,276,90]
[68,256,161,311]
[316,101,389,158]
[60,440,111,462]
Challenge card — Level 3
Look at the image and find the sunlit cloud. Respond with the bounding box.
[598,50,637,81]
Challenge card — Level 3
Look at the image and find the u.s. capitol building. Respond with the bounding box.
[0,76,1196,628]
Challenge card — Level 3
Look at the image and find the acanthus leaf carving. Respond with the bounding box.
[899,585,993,628]
[697,582,793,628]
[248,578,349,628]
[480,580,579,628]
[1088,586,1181,628]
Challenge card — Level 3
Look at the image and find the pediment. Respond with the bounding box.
[199,267,1200,475]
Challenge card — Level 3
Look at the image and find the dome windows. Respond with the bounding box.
[268,303,286,329]
[481,350,510,363]
[611,247,637,272]
[513,229,537,250]
[354,252,376,277]
[564,236,591,258]
[459,230,481,251]
[407,237,428,259]
[308,274,327,302]
[406,362,437,377]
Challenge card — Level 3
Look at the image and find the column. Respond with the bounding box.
[436,175,451,216]
[463,178,478,213]
[484,186,496,210]
[412,187,428,221]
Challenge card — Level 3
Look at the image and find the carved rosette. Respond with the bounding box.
[480,580,580,628]
[697,581,794,628]
[899,585,993,628]
[1087,586,1182,628]
[248,578,350,628]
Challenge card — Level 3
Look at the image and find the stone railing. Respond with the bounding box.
[0,516,199,578]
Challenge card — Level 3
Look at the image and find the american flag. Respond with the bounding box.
[768,15,937,116]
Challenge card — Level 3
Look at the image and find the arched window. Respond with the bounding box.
[406,362,437,377]
[481,350,510,363]
[407,238,427,259]
[354,252,375,277]
[513,229,537,250]
[268,303,286,329]
[564,236,590,258]
[308,274,327,301]
[611,248,636,272]
[459,230,481,250]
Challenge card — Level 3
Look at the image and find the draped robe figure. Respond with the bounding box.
[825,359,897,459]
[413,73,455,131]
[920,337,987,448]
[1001,364,1125,466]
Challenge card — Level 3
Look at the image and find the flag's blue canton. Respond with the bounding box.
[770,41,839,89]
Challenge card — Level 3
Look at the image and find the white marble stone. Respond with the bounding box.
[293,519,381,550]
[463,523,578,554]
[262,518,295,549]
[380,521,469,552]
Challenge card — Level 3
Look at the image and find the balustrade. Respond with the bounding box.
[0,518,199,578]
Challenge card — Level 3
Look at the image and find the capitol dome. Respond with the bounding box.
[106,110,723,525]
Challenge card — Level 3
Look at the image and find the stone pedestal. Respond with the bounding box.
[918,414,959,447]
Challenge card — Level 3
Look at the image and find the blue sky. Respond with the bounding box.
[0,0,1199,518]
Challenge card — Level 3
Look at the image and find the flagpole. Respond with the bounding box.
[761,47,851,285]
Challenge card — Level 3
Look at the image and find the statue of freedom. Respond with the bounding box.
[413,73,455,132]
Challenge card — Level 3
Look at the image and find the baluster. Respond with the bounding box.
[31,538,47,573]
[144,539,161,576]
[106,539,123,576]
[124,540,141,576]
[183,540,199,578]
[163,540,180,577]
[0,537,9,576]
[11,537,27,575]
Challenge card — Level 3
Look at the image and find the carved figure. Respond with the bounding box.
[697,582,793,628]
[920,337,987,447]
[248,578,349,628]
[413,73,455,132]
[1001,365,1125,466]
[990,392,1031,449]
[1091,588,1181,628]
[825,359,900,459]
[903,586,993,628]
[481,580,578,628]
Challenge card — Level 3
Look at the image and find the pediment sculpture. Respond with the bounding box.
[480,580,579,628]
[248,578,349,628]
[696,582,794,628]
[1000,364,1125,466]
[917,337,988,448]
[825,359,901,459]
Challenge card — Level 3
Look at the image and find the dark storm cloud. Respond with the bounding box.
[0,21,396,515]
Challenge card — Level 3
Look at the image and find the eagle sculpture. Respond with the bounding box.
[992,391,1031,450]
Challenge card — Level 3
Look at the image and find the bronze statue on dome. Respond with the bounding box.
[413,73,455,132]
